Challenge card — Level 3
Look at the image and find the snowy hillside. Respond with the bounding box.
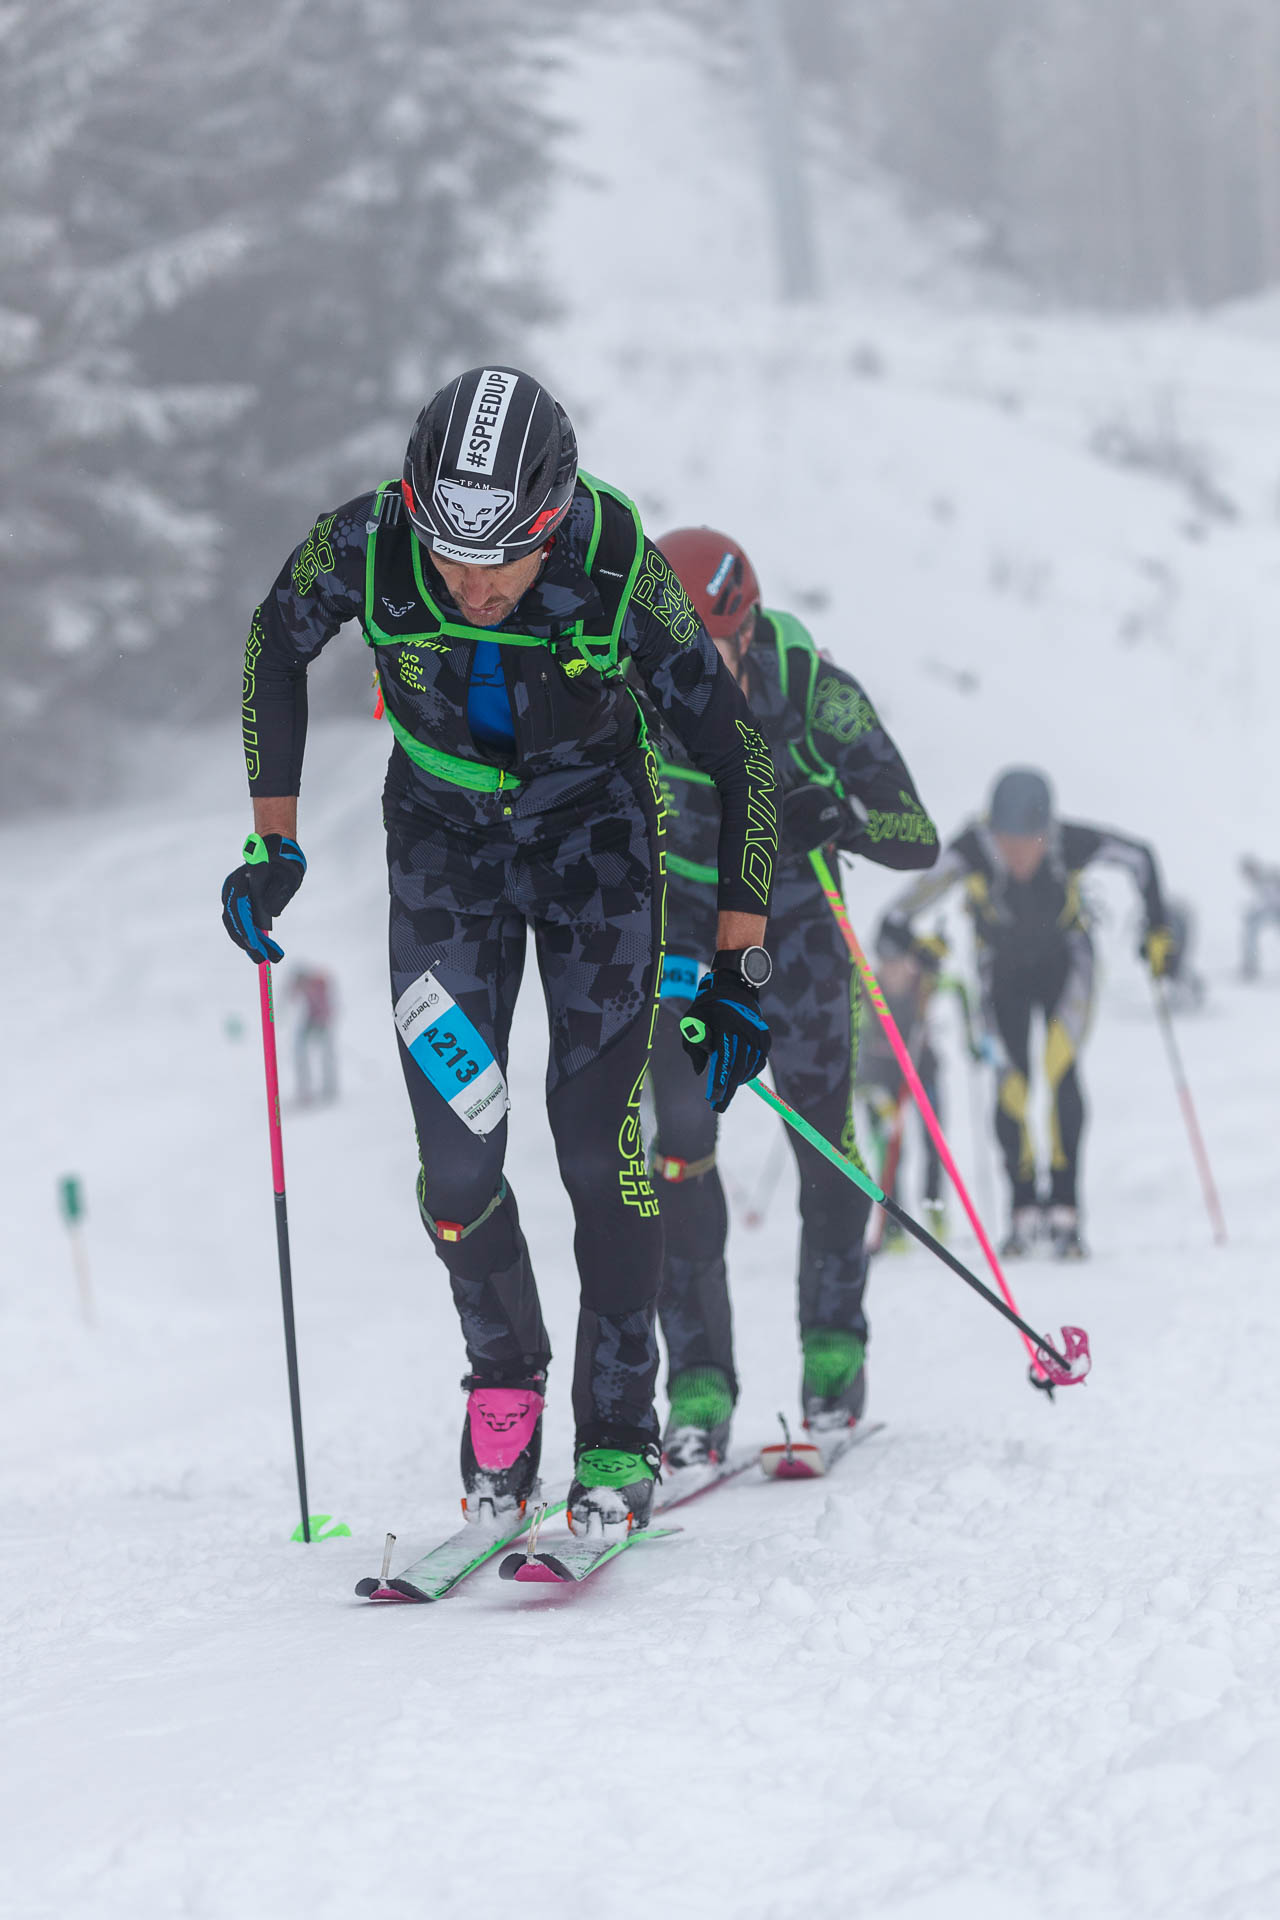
[4,23,1280,1920]
[534,17,1280,962]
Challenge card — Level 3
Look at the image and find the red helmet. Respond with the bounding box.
[657,527,761,643]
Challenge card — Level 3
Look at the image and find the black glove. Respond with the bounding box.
[678,968,772,1114]
[221,832,307,964]
[782,783,862,854]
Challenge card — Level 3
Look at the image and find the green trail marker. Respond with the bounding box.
[57,1174,94,1327]
[292,1514,351,1543]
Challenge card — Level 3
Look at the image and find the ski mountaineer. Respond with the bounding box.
[220,368,779,1542]
[877,766,1173,1260]
[642,527,938,1469]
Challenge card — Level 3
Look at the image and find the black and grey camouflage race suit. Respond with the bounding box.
[647,609,937,1400]
[881,819,1167,1213]
[244,476,778,1449]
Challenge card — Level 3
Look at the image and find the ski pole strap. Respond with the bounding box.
[652,1150,717,1183]
[417,1177,507,1245]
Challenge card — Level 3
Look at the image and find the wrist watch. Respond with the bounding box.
[713,945,773,988]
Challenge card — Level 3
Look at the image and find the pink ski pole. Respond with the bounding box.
[1150,975,1228,1245]
[257,956,312,1540]
[811,850,1061,1390]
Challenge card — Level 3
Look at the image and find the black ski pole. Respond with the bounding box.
[676,1031,1092,1390]
[256,954,311,1541]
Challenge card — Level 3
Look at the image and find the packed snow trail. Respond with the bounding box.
[1,720,1278,1920]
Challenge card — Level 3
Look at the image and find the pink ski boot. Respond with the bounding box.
[459,1374,545,1526]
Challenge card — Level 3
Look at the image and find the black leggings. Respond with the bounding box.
[386,756,666,1448]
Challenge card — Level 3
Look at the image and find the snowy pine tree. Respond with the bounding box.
[0,0,564,810]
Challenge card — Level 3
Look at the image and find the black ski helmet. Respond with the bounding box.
[401,366,578,566]
[989,767,1053,835]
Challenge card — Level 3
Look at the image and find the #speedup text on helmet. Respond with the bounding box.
[460,369,517,475]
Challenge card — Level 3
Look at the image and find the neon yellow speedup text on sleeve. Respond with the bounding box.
[359,472,646,792]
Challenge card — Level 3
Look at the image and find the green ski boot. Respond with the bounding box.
[567,1443,661,1541]
[662,1366,734,1470]
[801,1328,867,1434]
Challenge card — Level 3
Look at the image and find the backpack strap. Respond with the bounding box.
[761,608,840,792]
[562,472,645,678]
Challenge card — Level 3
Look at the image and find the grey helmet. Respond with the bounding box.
[402,366,578,566]
[989,767,1053,835]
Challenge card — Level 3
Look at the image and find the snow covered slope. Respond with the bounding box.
[3,24,1280,1920]
[1,716,1277,1919]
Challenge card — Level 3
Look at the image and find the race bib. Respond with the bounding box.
[660,954,705,1002]
[394,969,508,1136]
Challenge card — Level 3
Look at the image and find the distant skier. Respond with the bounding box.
[644,527,938,1467]
[220,368,778,1542]
[1240,856,1280,981]
[289,966,338,1104]
[877,767,1172,1259]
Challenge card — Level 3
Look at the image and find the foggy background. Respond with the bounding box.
[5,0,1280,815]
[4,11,1280,1916]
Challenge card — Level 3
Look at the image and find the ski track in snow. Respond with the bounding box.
[1,722,1278,1920]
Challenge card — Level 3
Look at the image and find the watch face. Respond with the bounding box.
[742,946,772,987]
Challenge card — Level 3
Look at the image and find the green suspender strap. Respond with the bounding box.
[765,607,841,792]
[655,760,719,885]
[361,473,646,792]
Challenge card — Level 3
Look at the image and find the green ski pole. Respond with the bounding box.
[678,1015,1089,1389]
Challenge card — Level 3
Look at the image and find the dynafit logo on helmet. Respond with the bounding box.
[461,368,518,476]
[435,478,515,539]
[706,551,736,598]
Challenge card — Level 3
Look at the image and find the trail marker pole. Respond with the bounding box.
[57,1175,94,1327]
[1150,976,1228,1245]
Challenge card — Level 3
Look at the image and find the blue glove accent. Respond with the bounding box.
[680,972,771,1113]
[233,896,284,965]
[221,832,306,964]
